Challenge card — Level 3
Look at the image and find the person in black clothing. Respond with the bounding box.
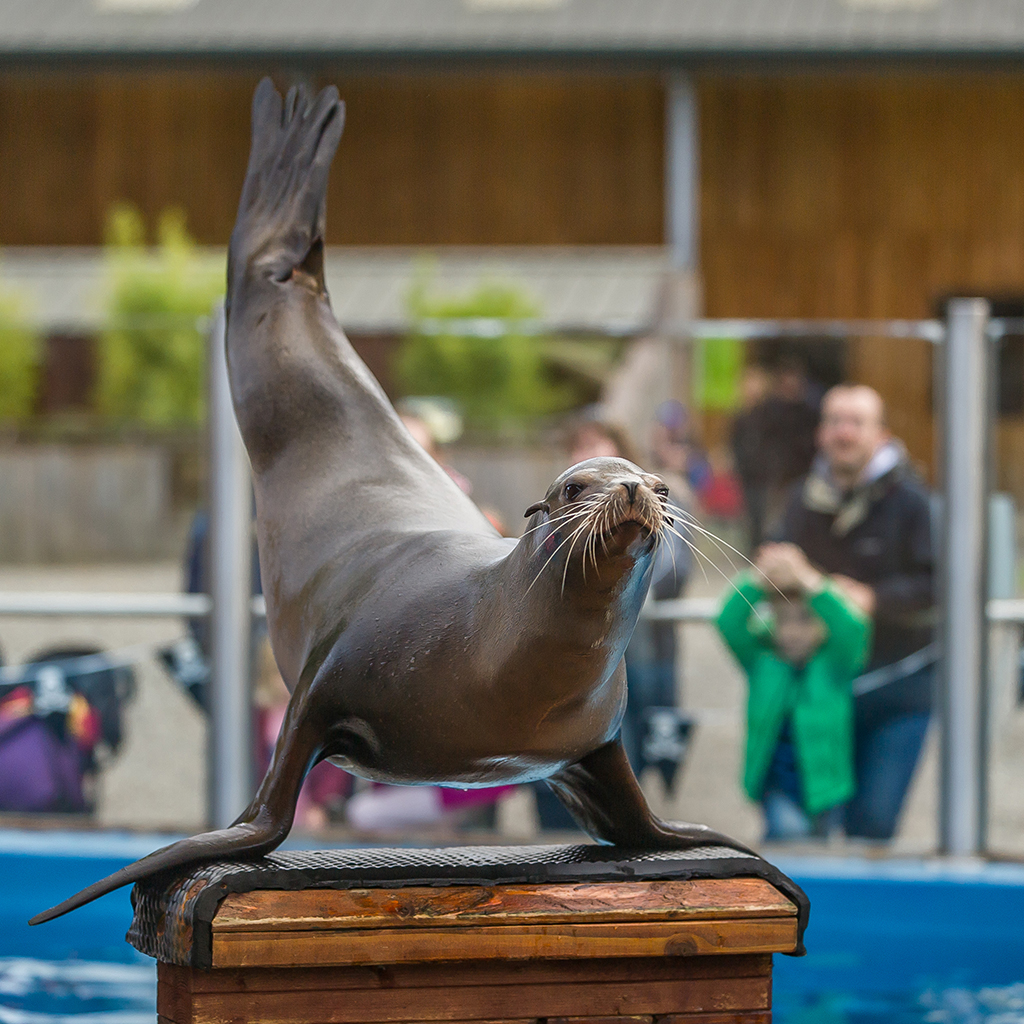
[778,384,934,841]
[732,360,820,552]
[731,365,772,551]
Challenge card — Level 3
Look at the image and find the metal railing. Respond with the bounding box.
[3,592,1022,625]
[0,593,265,618]
[0,307,1014,854]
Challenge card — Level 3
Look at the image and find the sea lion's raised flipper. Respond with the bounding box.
[229,78,344,295]
[29,689,324,926]
[546,736,758,858]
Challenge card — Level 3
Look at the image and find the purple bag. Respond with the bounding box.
[0,715,87,814]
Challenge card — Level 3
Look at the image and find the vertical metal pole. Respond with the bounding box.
[207,301,254,830]
[662,71,700,421]
[665,73,699,271]
[939,298,991,856]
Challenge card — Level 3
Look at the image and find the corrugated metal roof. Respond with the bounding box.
[2,0,1024,61]
[0,245,670,334]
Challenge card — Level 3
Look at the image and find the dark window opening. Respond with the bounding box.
[940,297,1024,418]
[988,299,1024,418]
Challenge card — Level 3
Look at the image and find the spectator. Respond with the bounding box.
[778,384,935,841]
[736,359,820,549]
[716,543,870,841]
[398,404,474,497]
[650,400,713,498]
[399,402,506,535]
[730,365,772,550]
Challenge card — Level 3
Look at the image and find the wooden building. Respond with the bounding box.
[3,0,1024,490]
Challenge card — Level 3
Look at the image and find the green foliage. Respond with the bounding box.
[693,337,743,411]
[0,289,41,423]
[398,274,578,435]
[95,204,223,428]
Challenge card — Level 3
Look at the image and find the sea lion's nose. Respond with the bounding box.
[621,480,639,505]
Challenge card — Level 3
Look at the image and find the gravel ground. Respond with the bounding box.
[1,560,1021,856]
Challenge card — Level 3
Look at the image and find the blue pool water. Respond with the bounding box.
[771,855,1024,1023]
[2,832,1023,1023]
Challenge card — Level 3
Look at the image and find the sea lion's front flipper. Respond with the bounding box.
[546,736,758,857]
[30,696,324,926]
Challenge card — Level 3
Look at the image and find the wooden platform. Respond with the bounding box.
[155,876,798,1024]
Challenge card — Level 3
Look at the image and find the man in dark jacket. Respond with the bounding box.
[779,384,934,840]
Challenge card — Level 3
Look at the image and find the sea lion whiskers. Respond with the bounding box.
[519,497,605,539]
[527,508,601,595]
[579,498,614,585]
[661,505,783,599]
[656,503,681,588]
[560,509,592,596]
[655,517,775,623]
[586,508,603,575]
[560,497,612,595]
[557,480,664,596]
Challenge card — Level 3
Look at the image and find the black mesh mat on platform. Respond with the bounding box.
[127,843,809,968]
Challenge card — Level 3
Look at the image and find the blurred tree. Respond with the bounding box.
[398,273,578,436]
[0,289,42,423]
[95,204,222,428]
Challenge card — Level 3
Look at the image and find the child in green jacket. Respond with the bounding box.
[715,542,871,841]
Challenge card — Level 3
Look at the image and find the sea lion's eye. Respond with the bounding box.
[654,486,670,499]
[564,482,586,501]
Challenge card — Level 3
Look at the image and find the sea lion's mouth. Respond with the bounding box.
[599,513,656,545]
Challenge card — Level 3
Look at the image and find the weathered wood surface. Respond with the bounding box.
[208,878,797,968]
[161,1016,771,1024]
[159,877,792,1022]
[166,954,772,993]
[159,954,773,1024]
[214,878,793,931]
[212,917,796,969]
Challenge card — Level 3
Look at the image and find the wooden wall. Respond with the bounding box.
[0,69,664,247]
[700,73,1024,484]
[4,68,1024,486]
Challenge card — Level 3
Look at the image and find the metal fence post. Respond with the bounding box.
[939,297,991,856]
[207,301,255,830]
[665,73,699,273]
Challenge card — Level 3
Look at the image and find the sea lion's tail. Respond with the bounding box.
[227,78,345,299]
[30,705,322,925]
[28,809,291,926]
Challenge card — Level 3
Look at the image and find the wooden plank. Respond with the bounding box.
[188,974,770,1024]
[211,916,798,968]
[546,1018,652,1024]
[163,954,771,995]
[157,965,194,1024]
[655,1015,772,1024]
[213,879,795,933]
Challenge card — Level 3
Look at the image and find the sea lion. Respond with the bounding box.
[31,80,752,926]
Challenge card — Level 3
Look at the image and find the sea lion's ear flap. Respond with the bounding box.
[524,502,549,519]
